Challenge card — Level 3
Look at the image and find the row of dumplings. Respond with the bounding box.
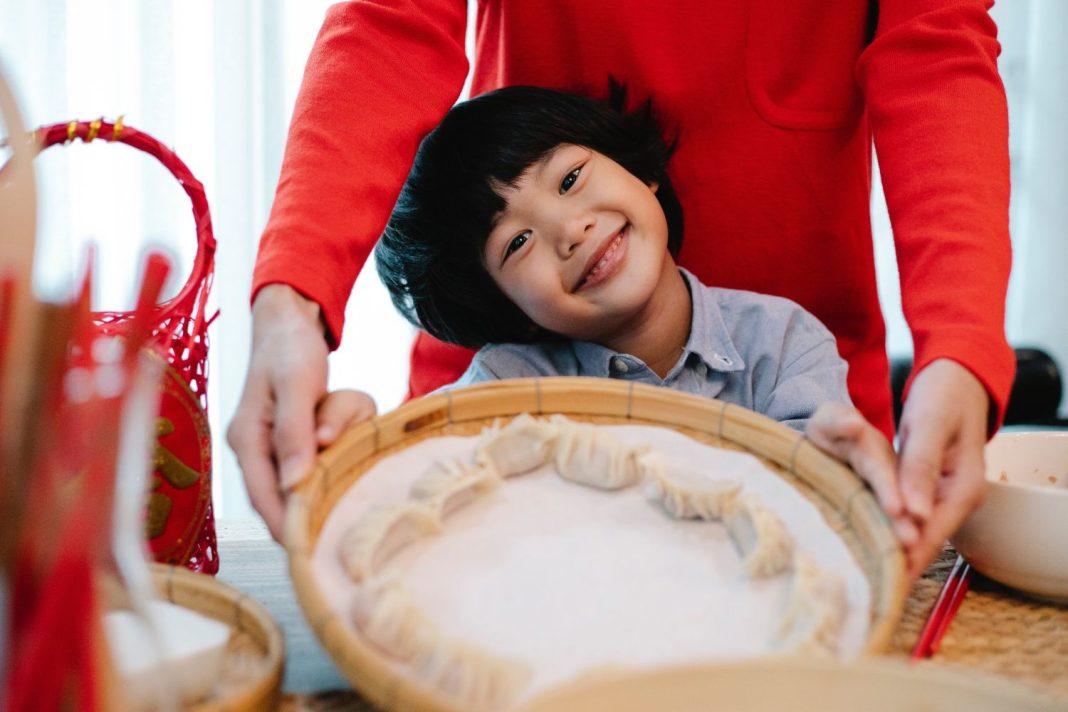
[337,414,849,710]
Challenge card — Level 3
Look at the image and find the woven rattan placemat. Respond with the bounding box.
[888,545,1068,699]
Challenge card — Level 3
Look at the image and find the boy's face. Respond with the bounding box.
[483,144,671,342]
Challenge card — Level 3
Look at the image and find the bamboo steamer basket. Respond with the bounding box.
[286,377,908,711]
[103,563,285,711]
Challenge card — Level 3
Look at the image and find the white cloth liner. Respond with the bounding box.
[312,423,871,703]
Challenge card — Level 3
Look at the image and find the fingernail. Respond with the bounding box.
[317,425,333,440]
[909,499,932,521]
[904,488,933,520]
[894,518,919,546]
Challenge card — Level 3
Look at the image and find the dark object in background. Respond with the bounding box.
[890,347,1065,427]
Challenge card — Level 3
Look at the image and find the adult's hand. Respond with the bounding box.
[897,358,991,581]
[806,403,919,559]
[226,284,331,542]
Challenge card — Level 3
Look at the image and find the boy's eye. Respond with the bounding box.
[559,167,581,194]
[503,232,530,262]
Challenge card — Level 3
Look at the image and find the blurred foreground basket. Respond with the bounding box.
[102,563,285,710]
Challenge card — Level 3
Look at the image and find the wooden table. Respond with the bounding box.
[216,519,1068,709]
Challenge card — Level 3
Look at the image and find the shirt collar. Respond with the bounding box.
[678,268,746,376]
[569,268,746,378]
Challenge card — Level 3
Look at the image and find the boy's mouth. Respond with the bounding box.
[574,223,629,293]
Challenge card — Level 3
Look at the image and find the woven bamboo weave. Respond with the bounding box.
[890,546,1068,699]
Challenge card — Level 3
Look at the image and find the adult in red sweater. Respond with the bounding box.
[229,1,1013,580]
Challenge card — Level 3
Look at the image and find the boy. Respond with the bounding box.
[349,86,916,555]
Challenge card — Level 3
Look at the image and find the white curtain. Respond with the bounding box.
[0,0,420,519]
[0,1,1063,519]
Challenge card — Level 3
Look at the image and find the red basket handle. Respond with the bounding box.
[34,117,215,320]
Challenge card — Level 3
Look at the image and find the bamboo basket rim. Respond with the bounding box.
[513,657,1063,711]
[136,563,286,711]
[286,377,908,712]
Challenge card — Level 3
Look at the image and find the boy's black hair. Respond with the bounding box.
[375,83,682,348]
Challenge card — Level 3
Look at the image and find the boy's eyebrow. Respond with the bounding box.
[486,145,580,236]
[532,144,570,183]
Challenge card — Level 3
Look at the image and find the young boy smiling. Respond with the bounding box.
[359,86,919,558]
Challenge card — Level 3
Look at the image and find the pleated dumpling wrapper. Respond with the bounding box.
[410,458,500,520]
[724,494,795,578]
[638,452,742,520]
[550,415,648,490]
[474,413,560,477]
[340,503,441,583]
[413,630,532,712]
[775,552,848,655]
[351,578,438,661]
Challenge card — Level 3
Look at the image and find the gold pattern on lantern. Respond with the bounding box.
[144,417,205,540]
[154,417,201,488]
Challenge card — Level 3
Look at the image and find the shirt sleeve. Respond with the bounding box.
[856,0,1014,429]
[251,0,470,348]
[758,315,852,432]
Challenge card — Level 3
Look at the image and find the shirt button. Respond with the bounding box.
[611,358,630,374]
[695,362,708,377]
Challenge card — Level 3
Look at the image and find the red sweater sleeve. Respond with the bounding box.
[252,1,469,347]
[856,0,1014,428]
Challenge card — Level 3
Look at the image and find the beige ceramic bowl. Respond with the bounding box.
[950,431,1068,602]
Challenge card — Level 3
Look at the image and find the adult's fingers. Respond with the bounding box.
[896,421,944,522]
[316,389,378,447]
[807,404,904,518]
[906,432,988,581]
[227,383,286,541]
[274,365,327,491]
[897,359,990,524]
[807,404,915,545]
[896,359,991,580]
[228,284,329,541]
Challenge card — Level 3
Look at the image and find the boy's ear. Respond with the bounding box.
[648,181,659,194]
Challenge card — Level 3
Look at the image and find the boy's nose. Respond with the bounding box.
[557,213,596,258]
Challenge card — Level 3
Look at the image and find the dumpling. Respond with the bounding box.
[551,415,646,490]
[410,458,500,520]
[474,413,559,477]
[339,503,440,582]
[413,635,531,712]
[723,494,794,577]
[639,452,742,520]
[350,578,438,661]
[774,553,847,656]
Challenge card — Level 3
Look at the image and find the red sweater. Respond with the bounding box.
[253,0,1013,438]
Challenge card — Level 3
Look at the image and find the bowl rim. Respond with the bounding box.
[985,430,1068,497]
[985,476,1068,498]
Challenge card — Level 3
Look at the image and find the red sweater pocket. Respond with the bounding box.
[745,0,871,131]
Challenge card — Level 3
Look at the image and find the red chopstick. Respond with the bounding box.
[911,554,972,659]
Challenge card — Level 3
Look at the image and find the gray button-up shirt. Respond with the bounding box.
[453,269,850,430]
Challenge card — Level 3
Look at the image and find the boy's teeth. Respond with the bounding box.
[590,234,622,275]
